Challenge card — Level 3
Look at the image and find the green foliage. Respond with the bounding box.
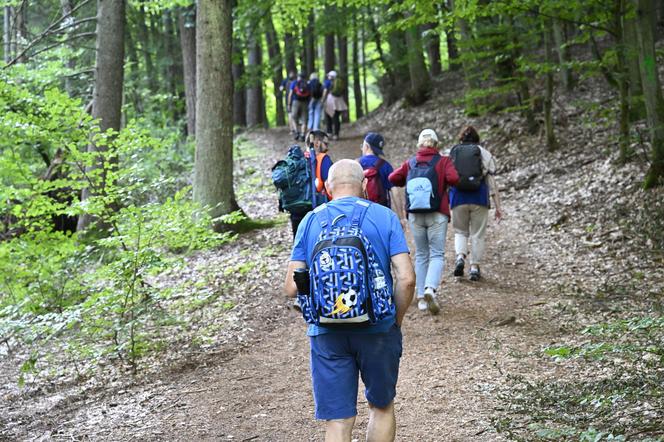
[0,75,235,380]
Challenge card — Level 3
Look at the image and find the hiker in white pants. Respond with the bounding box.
[449,125,503,281]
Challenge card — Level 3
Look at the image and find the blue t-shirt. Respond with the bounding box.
[359,155,394,193]
[290,197,409,336]
[323,79,332,90]
[449,180,490,208]
[318,154,332,183]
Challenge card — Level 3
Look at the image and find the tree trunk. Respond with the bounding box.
[60,0,77,95]
[634,0,664,188]
[77,0,126,232]
[125,17,143,113]
[552,18,574,92]
[284,32,297,76]
[457,17,480,114]
[304,11,315,75]
[3,6,11,63]
[232,38,246,127]
[15,2,27,63]
[265,15,285,126]
[324,32,336,73]
[361,14,369,113]
[543,18,558,151]
[162,10,180,121]
[179,6,196,136]
[614,0,633,163]
[194,0,239,225]
[423,22,442,77]
[245,25,265,127]
[338,27,349,122]
[405,24,429,105]
[446,25,459,70]
[352,20,363,119]
[135,5,157,92]
[624,11,645,120]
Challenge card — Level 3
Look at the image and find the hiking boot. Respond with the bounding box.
[454,256,465,277]
[417,298,428,311]
[469,267,481,282]
[423,287,440,315]
[294,132,300,141]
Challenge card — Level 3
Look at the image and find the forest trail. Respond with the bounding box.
[25,123,567,441]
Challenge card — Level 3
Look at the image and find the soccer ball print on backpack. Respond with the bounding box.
[297,200,394,325]
[271,145,312,213]
[450,143,483,191]
[406,155,442,212]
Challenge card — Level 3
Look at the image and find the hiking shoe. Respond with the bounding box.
[294,132,300,141]
[299,134,306,142]
[469,267,481,281]
[423,287,440,315]
[454,256,465,277]
[292,297,302,311]
[417,298,428,311]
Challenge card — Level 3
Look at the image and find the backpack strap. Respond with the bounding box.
[372,158,385,171]
[350,199,371,228]
[313,203,332,231]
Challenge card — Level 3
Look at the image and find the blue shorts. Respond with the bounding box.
[309,324,403,420]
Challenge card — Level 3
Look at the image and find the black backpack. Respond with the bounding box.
[450,144,483,191]
[293,79,311,100]
[310,79,324,99]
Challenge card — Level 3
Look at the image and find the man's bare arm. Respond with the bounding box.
[390,252,415,327]
[284,260,306,298]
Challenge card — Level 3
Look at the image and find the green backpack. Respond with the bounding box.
[331,77,346,97]
[271,145,313,212]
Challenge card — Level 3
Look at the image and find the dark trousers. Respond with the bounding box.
[325,111,342,136]
[289,209,310,238]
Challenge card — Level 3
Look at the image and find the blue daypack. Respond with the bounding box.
[271,145,312,212]
[405,155,442,213]
[297,200,394,326]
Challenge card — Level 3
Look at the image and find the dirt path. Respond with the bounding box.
[3,124,564,441]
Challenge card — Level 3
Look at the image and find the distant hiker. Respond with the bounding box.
[289,72,311,141]
[272,144,314,237]
[307,72,324,131]
[281,71,297,131]
[359,132,394,208]
[305,129,333,206]
[323,70,348,140]
[284,159,415,442]
[389,129,459,315]
[449,125,503,281]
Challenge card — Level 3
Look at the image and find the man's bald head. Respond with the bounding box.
[326,159,365,198]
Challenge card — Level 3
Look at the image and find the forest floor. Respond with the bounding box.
[2,76,663,441]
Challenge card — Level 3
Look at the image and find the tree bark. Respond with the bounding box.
[552,18,574,92]
[352,20,363,119]
[634,0,664,188]
[232,38,246,127]
[194,0,239,225]
[624,10,645,120]
[337,24,349,121]
[265,15,285,126]
[543,18,558,152]
[324,32,336,73]
[3,6,11,63]
[284,32,297,76]
[60,0,77,95]
[179,6,196,136]
[405,24,429,105]
[245,24,265,127]
[77,0,126,232]
[423,23,442,77]
[304,11,315,75]
[135,5,157,92]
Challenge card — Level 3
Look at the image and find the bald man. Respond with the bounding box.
[284,159,415,442]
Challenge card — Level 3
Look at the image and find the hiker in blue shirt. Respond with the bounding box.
[280,71,297,132]
[307,73,324,131]
[284,159,415,442]
[358,132,394,208]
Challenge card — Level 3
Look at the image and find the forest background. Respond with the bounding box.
[1,0,663,440]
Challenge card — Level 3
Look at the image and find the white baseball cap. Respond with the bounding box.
[418,128,438,145]
[327,70,337,78]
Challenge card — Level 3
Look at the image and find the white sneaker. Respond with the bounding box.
[423,287,440,315]
[417,298,428,311]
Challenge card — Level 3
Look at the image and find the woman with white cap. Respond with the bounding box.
[322,70,348,140]
[388,129,459,315]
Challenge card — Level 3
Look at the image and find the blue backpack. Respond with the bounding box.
[405,155,442,213]
[297,200,395,326]
[271,145,312,212]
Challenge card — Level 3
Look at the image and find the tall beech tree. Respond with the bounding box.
[193,0,239,225]
[178,6,196,136]
[77,0,126,232]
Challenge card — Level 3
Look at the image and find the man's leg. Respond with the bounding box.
[325,416,356,442]
[367,401,395,442]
